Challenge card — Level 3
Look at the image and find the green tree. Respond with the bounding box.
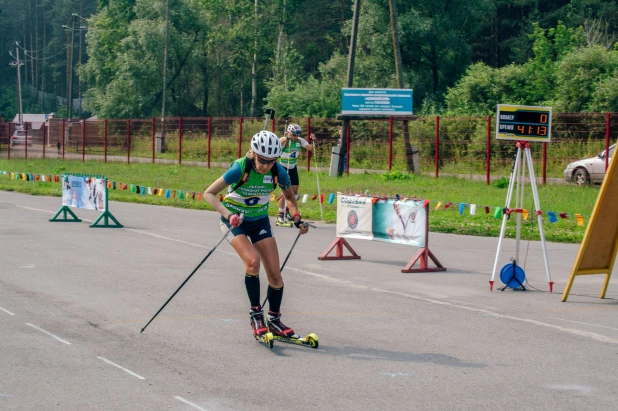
[553,45,618,111]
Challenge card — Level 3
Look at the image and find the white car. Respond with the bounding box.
[10,129,33,147]
[564,144,615,185]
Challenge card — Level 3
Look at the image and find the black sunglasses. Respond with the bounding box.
[255,155,277,165]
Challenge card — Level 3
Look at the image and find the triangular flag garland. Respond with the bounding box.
[0,171,591,227]
[575,214,583,226]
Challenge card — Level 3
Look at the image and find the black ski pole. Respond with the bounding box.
[261,221,314,308]
[140,224,234,333]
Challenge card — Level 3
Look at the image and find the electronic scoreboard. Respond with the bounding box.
[496,104,552,142]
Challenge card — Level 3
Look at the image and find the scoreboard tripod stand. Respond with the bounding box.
[489,140,553,292]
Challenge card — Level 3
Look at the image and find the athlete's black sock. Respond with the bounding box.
[245,274,261,308]
[267,284,284,313]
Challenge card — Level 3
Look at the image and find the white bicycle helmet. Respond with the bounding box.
[287,124,302,136]
[251,130,282,159]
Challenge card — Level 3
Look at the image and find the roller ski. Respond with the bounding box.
[267,311,319,349]
[276,213,293,227]
[250,306,274,349]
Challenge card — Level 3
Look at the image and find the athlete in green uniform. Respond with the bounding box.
[204,130,309,339]
[277,123,315,224]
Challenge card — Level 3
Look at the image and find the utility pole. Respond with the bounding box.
[158,0,170,153]
[9,45,25,123]
[67,14,76,119]
[388,0,416,173]
[63,14,87,120]
[338,0,361,176]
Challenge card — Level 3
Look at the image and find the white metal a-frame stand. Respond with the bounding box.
[490,141,553,292]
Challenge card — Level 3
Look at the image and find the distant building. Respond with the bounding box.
[12,114,48,131]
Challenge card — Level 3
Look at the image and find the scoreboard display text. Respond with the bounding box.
[496,104,552,142]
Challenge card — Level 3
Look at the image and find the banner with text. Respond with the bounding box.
[336,194,426,247]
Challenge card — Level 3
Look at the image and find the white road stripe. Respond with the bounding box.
[174,396,210,411]
[547,316,618,332]
[96,356,145,380]
[25,323,71,345]
[17,206,54,214]
[11,203,235,255]
[283,266,618,345]
[13,205,94,222]
[0,306,15,316]
[370,288,618,345]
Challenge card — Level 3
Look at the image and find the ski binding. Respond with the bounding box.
[275,220,294,227]
[272,333,319,349]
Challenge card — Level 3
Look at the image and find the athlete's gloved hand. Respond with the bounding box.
[309,133,316,143]
[293,213,309,234]
[228,213,241,228]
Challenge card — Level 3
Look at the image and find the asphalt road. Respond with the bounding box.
[1,191,616,411]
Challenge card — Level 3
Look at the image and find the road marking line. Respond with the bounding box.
[123,228,236,256]
[0,306,15,316]
[97,356,145,380]
[25,323,71,345]
[546,316,618,331]
[283,267,618,345]
[124,228,208,249]
[174,396,210,411]
[17,206,54,214]
[450,300,497,310]
[13,205,94,222]
[370,288,618,345]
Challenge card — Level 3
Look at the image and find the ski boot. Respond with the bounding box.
[250,306,274,349]
[285,207,294,222]
[276,212,293,227]
[267,311,319,349]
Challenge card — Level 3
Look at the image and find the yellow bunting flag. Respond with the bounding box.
[522,209,529,220]
[435,201,443,210]
[575,214,583,226]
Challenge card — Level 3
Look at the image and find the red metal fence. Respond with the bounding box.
[1,114,616,183]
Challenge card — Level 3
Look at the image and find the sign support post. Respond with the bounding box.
[90,183,123,228]
[401,202,445,273]
[49,206,82,222]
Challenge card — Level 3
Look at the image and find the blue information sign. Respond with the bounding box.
[341,88,413,115]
